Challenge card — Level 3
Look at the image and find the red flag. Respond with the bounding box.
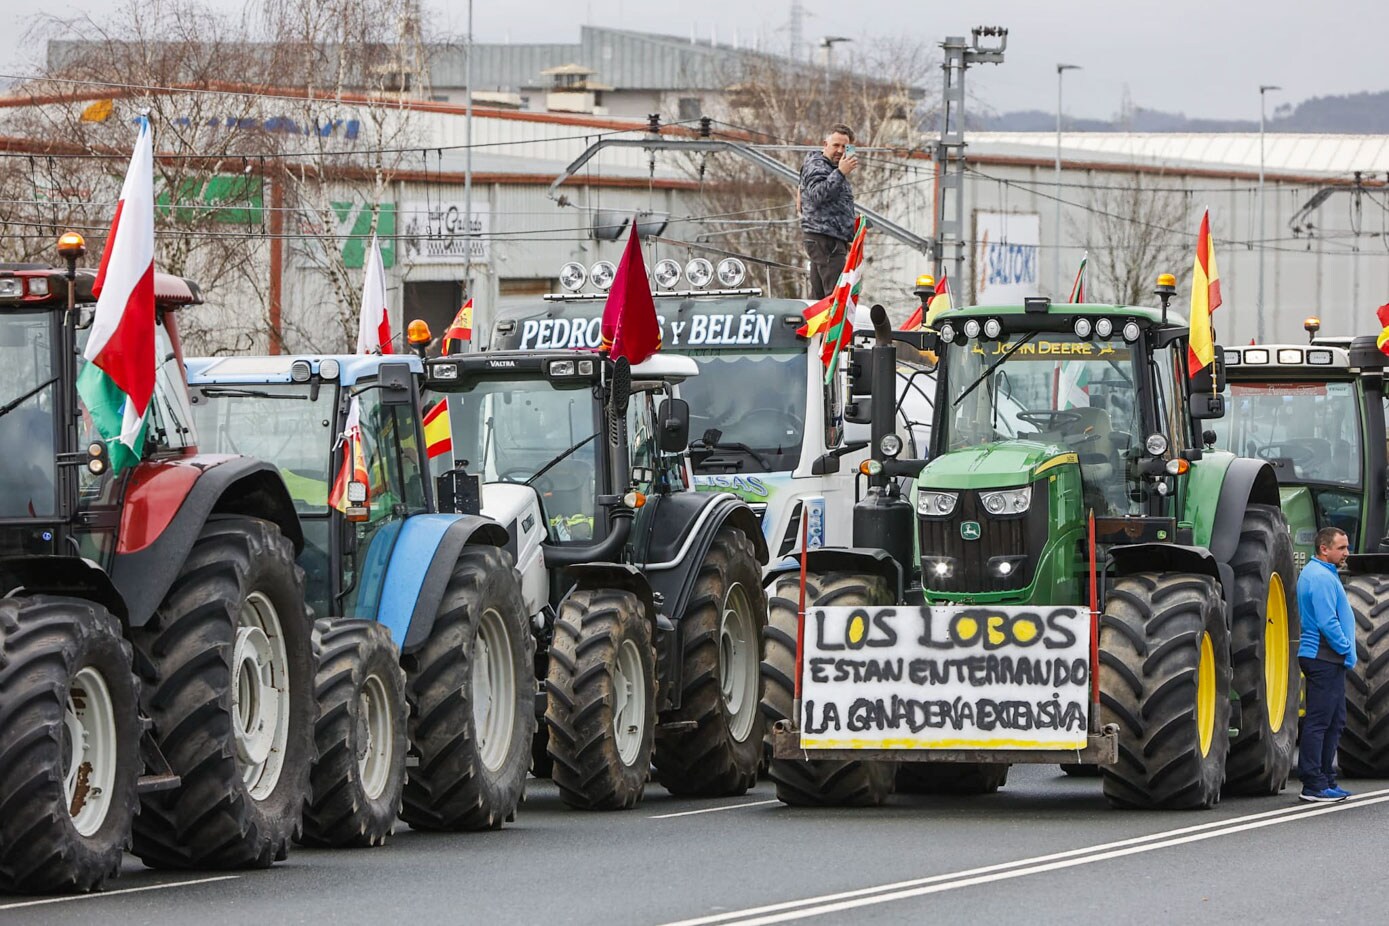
[600,221,661,364]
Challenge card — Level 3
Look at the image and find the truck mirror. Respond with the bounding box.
[377,361,413,405]
[657,398,690,452]
[1188,392,1225,420]
[844,397,872,424]
[849,347,874,397]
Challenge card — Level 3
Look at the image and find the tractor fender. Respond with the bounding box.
[763,547,906,602]
[110,455,302,627]
[378,513,510,654]
[0,555,129,622]
[640,492,769,624]
[560,562,658,622]
[1346,553,1389,576]
[1110,541,1236,615]
[1194,455,1280,565]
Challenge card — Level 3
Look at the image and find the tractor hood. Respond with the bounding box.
[920,439,1076,489]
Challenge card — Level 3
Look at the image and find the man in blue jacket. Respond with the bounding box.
[1296,526,1357,802]
[799,123,858,299]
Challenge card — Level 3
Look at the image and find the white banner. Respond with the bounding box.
[973,211,1041,305]
[800,605,1091,750]
[401,200,490,264]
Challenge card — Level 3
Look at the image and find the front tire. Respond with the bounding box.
[1341,573,1389,777]
[761,572,896,807]
[1099,572,1230,809]
[131,517,315,869]
[1223,504,1299,795]
[299,619,408,848]
[400,546,535,831]
[546,588,654,810]
[654,526,767,796]
[0,596,141,894]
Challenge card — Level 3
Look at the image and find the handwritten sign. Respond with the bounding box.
[800,605,1090,750]
[516,312,775,350]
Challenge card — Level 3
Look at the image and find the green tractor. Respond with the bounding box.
[1211,328,1389,777]
[765,288,1300,810]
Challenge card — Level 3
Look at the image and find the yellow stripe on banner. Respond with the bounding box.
[799,736,1088,750]
[1032,452,1079,477]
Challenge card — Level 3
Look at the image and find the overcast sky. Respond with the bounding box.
[3,0,1383,123]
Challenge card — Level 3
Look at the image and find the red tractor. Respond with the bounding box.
[0,236,313,893]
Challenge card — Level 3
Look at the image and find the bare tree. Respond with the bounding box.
[1075,171,1191,306]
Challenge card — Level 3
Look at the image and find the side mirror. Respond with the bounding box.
[844,397,872,425]
[657,398,690,452]
[378,361,413,405]
[1188,392,1225,420]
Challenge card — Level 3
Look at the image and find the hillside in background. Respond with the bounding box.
[977,90,1389,133]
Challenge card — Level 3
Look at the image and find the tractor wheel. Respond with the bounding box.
[299,619,408,848]
[400,546,535,831]
[896,762,1009,795]
[761,572,896,807]
[1341,573,1389,777]
[1223,504,1299,795]
[1099,572,1230,809]
[131,517,314,869]
[654,526,767,796]
[546,588,654,810]
[0,596,140,894]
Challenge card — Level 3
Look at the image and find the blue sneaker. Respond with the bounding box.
[1327,786,1352,799]
[1300,787,1347,803]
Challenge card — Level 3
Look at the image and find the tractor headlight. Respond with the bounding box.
[319,358,340,380]
[685,258,714,288]
[1094,317,1113,338]
[1122,320,1141,342]
[653,259,681,289]
[917,490,959,517]
[590,260,617,291]
[1145,433,1169,456]
[924,556,956,579]
[983,317,1003,339]
[963,318,981,339]
[559,261,587,292]
[1073,317,1093,339]
[939,323,957,344]
[879,433,903,458]
[290,360,311,383]
[716,257,747,287]
[979,486,1031,515]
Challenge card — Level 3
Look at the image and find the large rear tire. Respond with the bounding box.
[0,596,141,894]
[1223,504,1299,795]
[400,545,535,831]
[1341,573,1389,777]
[546,588,654,810]
[761,572,896,807]
[654,526,767,796]
[896,762,1009,795]
[1099,572,1230,810]
[299,619,408,848]
[131,517,315,869]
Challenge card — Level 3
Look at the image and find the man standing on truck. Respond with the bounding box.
[799,123,858,299]
[1296,526,1356,802]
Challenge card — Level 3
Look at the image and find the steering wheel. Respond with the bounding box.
[1017,409,1085,431]
[499,467,537,484]
[738,408,805,437]
[1257,442,1317,467]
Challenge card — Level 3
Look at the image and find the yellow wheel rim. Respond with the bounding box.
[1197,631,1216,758]
[1264,572,1290,733]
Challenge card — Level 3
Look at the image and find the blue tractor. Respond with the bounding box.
[184,353,535,845]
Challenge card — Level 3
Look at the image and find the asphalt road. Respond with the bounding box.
[5,766,1387,926]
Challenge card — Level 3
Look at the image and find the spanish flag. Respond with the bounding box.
[1376,304,1389,356]
[923,272,953,328]
[796,294,834,338]
[423,398,452,459]
[443,299,473,355]
[327,398,370,512]
[1187,209,1222,377]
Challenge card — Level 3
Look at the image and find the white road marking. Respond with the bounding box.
[660,788,1389,926]
[649,800,782,819]
[0,874,241,910]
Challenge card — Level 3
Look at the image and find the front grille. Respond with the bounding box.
[919,486,1048,593]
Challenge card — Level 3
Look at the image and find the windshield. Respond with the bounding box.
[429,377,600,541]
[0,312,57,517]
[683,350,807,473]
[1211,381,1362,486]
[188,384,335,513]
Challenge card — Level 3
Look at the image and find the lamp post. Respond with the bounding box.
[1257,84,1281,341]
[1055,63,1081,297]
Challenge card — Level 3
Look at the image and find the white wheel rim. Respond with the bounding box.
[63,667,118,837]
[719,582,759,743]
[613,639,647,766]
[232,591,291,800]
[472,607,517,772]
[358,672,394,800]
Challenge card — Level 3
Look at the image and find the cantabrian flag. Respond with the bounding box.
[423,398,453,459]
[1187,210,1222,377]
[443,298,473,354]
[1376,303,1389,356]
[357,233,393,354]
[1068,253,1088,304]
[796,294,834,338]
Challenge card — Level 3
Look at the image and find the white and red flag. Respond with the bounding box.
[77,116,156,472]
[357,232,393,354]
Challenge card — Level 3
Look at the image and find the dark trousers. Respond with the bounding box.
[1298,656,1347,791]
[804,233,848,300]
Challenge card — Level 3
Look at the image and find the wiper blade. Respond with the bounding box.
[953,331,1039,408]
[692,439,774,470]
[198,387,309,400]
[527,432,599,486]
[0,376,57,420]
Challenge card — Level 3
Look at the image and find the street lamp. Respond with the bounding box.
[1055,64,1081,297]
[820,36,852,92]
[1257,84,1281,341]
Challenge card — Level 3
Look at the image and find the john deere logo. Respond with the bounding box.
[960,521,981,541]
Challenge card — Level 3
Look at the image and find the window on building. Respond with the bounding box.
[678,97,702,121]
